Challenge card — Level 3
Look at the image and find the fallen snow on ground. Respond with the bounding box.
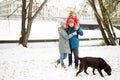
[0,43,120,80]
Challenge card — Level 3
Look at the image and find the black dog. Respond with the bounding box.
[76,57,112,77]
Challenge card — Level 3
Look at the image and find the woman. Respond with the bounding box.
[55,22,77,69]
[67,19,83,70]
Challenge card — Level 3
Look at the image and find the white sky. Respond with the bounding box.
[48,0,85,9]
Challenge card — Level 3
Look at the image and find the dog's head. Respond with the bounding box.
[104,65,112,76]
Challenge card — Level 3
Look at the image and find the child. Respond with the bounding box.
[55,22,77,69]
[66,11,79,30]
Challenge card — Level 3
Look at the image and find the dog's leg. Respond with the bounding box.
[97,68,104,77]
[84,65,89,75]
[92,68,96,75]
[76,64,84,76]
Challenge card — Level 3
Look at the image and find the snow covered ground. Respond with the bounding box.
[0,43,120,80]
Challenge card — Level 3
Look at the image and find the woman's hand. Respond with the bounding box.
[58,27,62,32]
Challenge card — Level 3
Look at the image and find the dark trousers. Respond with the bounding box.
[68,48,79,67]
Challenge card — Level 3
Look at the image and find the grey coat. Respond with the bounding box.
[58,26,76,54]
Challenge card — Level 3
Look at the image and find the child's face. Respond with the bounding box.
[69,23,74,28]
[72,13,76,17]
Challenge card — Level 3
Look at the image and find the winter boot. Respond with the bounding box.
[68,64,72,67]
[75,66,78,70]
[55,61,60,68]
[61,64,66,69]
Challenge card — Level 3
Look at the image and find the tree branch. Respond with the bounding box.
[31,0,48,21]
[7,5,22,18]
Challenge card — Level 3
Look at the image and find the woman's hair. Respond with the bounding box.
[69,11,76,17]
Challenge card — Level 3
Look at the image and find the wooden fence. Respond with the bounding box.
[0,38,120,43]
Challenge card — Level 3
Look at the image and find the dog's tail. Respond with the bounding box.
[78,57,82,61]
[78,57,86,63]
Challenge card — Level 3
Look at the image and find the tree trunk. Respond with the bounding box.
[22,0,33,47]
[95,13,110,45]
[98,0,116,45]
[22,20,33,47]
[21,0,48,47]
[19,0,26,44]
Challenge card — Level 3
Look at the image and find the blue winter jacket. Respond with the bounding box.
[67,27,83,49]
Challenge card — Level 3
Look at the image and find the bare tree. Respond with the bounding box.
[88,0,117,45]
[19,0,48,47]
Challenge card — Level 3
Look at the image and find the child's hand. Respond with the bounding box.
[74,26,79,30]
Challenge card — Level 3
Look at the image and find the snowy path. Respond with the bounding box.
[0,43,120,80]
